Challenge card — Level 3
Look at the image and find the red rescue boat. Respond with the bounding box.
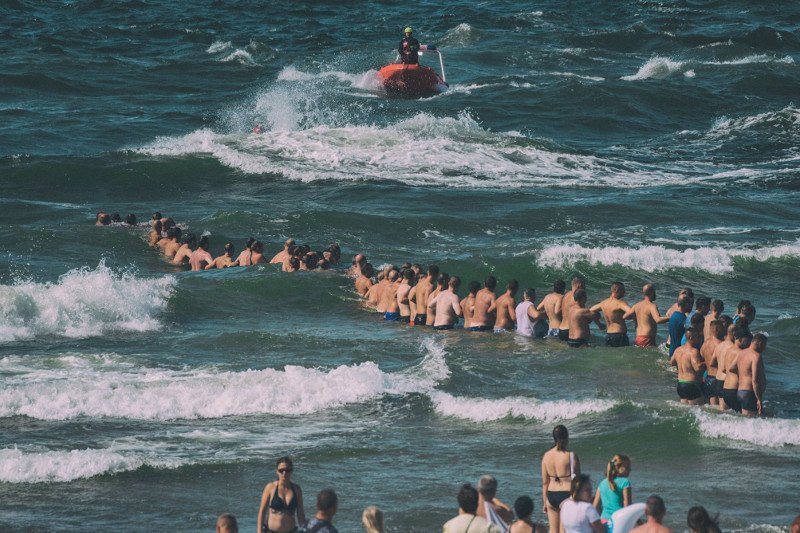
[378,45,448,98]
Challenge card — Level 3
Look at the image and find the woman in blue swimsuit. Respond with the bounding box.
[257,457,306,533]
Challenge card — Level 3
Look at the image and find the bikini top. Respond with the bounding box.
[550,451,576,483]
[269,483,298,514]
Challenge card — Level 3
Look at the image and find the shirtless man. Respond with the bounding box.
[460,281,480,329]
[516,288,547,338]
[629,495,673,533]
[625,284,670,348]
[712,320,736,411]
[382,270,401,321]
[703,299,724,340]
[670,328,705,404]
[235,237,255,266]
[397,269,414,322]
[591,282,632,347]
[721,325,752,413]
[148,220,163,246]
[492,280,518,332]
[734,332,766,416]
[410,265,438,326]
[470,276,497,332]
[559,276,586,342]
[374,266,395,315]
[156,225,173,251]
[162,227,183,258]
[95,211,111,226]
[366,271,384,309]
[355,263,374,297]
[426,274,447,327]
[189,236,213,271]
[538,280,565,338]
[206,243,239,269]
[250,241,267,264]
[270,238,295,264]
[428,276,462,330]
[701,320,726,405]
[567,289,602,347]
[348,254,366,277]
[172,235,196,266]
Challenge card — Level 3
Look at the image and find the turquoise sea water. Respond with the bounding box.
[1,1,799,531]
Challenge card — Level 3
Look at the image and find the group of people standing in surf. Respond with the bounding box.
[348,255,769,417]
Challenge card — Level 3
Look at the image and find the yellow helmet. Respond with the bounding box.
[404,27,413,33]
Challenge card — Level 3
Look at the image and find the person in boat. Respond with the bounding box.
[398,27,420,64]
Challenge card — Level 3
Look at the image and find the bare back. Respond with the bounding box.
[472,289,496,327]
[540,293,563,329]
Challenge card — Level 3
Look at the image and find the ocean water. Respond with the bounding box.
[1,1,799,531]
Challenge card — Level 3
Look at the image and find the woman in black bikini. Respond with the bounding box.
[257,457,306,533]
[540,425,581,533]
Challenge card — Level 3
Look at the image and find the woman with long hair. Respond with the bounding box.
[593,454,632,524]
[362,506,384,533]
[687,506,722,533]
[257,457,306,533]
[541,425,581,533]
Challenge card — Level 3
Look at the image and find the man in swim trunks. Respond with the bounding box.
[470,276,497,332]
[590,281,633,347]
[460,281,480,329]
[516,288,547,338]
[735,332,767,416]
[703,299,724,340]
[670,328,705,405]
[537,280,565,338]
[712,319,735,410]
[721,324,751,413]
[396,269,414,321]
[625,284,669,348]
[493,279,518,332]
[206,242,239,269]
[366,271,384,309]
[410,264,438,326]
[426,273,448,326]
[270,238,295,264]
[667,296,693,358]
[701,319,726,405]
[428,276,462,330]
[235,237,255,266]
[382,270,401,321]
[567,289,603,348]
[189,236,213,271]
[560,276,589,342]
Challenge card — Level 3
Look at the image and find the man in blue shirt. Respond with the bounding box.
[668,295,693,357]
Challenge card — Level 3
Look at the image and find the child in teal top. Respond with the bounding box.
[593,454,632,521]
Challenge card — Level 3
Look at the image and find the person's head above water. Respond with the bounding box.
[404,26,413,35]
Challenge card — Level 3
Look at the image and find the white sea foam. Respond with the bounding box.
[0,447,185,483]
[431,392,616,423]
[440,23,475,47]
[206,40,231,53]
[221,49,257,66]
[549,71,605,82]
[693,410,800,447]
[709,106,800,136]
[0,339,449,421]
[622,54,794,81]
[536,241,800,274]
[0,263,175,342]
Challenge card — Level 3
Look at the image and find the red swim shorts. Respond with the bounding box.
[635,336,656,348]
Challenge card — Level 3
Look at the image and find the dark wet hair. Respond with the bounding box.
[696,297,711,310]
[152,211,162,221]
[710,320,725,340]
[685,327,701,341]
[167,227,181,240]
[733,327,752,345]
[737,300,751,313]
[98,213,111,225]
[711,299,724,313]
[645,495,666,520]
[125,213,137,225]
[224,243,234,254]
[681,287,695,299]
[245,237,256,249]
[402,269,414,280]
[317,258,330,270]
[484,276,497,290]
[690,313,705,328]
[719,314,733,329]
[687,506,721,533]
[514,496,534,520]
[450,276,461,290]
[611,281,624,294]
[553,279,566,294]
[428,264,440,278]
[362,263,374,277]
[553,425,569,451]
[438,272,450,289]
[275,456,293,469]
[570,474,591,500]
[198,236,210,250]
[288,257,300,270]
[507,279,519,292]
[110,213,121,223]
[677,295,693,312]
[457,484,479,514]
[163,217,175,231]
[752,333,768,347]
[316,489,338,513]
[468,281,480,295]
[524,288,536,300]
[574,289,587,303]
[153,220,162,233]
[572,276,586,288]
[740,302,756,320]
[217,513,238,533]
[288,244,299,257]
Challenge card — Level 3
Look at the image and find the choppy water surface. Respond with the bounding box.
[1,1,799,531]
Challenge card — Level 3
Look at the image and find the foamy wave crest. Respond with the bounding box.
[693,410,800,447]
[221,49,256,65]
[138,113,705,188]
[0,447,185,483]
[0,263,175,342]
[623,54,794,80]
[0,340,449,421]
[206,40,231,53]
[430,392,616,423]
[537,242,800,274]
[709,106,800,137]
[440,23,476,47]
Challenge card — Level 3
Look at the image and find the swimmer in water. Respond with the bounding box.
[734,332,767,416]
[538,280,565,338]
[460,281,480,329]
[670,328,705,405]
[591,281,632,347]
[206,242,239,269]
[189,236,213,271]
[355,263,374,297]
[469,276,497,332]
[172,234,196,266]
[397,268,414,322]
[567,289,603,348]
[271,238,295,264]
[250,241,267,264]
[162,227,183,259]
[428,275,462,330]
[235,237,256,267]
[493,279,518,333]
[626,284,670,348]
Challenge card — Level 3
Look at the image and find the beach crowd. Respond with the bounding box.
[96,212,785,532]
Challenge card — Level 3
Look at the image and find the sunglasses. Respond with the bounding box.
[278,468,293,474]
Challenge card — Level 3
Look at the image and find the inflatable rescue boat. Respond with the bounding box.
[378,45,448,98]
